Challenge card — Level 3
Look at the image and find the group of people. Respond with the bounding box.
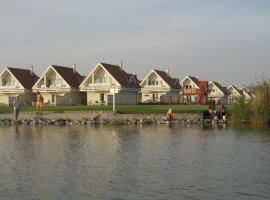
[12,91,44,120]
[202,104,227,121]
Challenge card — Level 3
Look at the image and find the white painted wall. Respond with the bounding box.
[0,93,36,106]
[107,91,138,104]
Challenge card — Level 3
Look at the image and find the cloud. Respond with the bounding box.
[0,0,269,85]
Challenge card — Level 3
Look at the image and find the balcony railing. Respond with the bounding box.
[182,88,200,95]
[80,83,112,91]
[0,85,16,89]
[141,85,169,92]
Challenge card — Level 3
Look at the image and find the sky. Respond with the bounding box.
[0,0,270,87]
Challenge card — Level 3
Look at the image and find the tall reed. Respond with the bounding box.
[250,80,270,124]
[230,96,252,123]
[230,79,270,124]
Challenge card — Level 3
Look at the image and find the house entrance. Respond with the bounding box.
[152,94,158,103]
[100,93,105,105]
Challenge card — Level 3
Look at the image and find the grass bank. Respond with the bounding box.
[0,104,208,114]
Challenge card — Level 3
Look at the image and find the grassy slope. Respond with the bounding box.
[0,104,209,114]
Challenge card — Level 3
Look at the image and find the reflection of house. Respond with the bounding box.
[208,81,228,104]
[240,88,253,101]
[79,62,140,105]
[140,69,180,103]
[227,85,242,104]
[32,65,85,105]
[0,66,39,105]
[180,76,208,104]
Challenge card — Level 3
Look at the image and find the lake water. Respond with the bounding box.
[0,124,270,200]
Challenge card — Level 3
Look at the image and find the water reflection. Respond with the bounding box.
[0,124,269,200]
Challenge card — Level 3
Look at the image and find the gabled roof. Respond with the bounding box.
[240,88,252,98]
[153,69,181,89]
[51,65,84,87]
[99,63,140,88]
[181,76,208,89]
[210,81,227,94]
[7,67,39,89]
[228,85,241,95]
[181,75,200,88]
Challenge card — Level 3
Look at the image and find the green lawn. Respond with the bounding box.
[0,104,209,114]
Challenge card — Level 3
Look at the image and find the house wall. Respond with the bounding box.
[0,93,36,106]
[55,92,86,105]
[82,66,119,87]
[141,92,167,103]
[0,95,9,105]
[227,88,242,104]
[87,92,104,105]
[181,78,201,104]
[181,79,199,89]
[34,67,68,89]
[107,91,138,104]
[208,84,228,104]
[41,92,86,105]
[209,96,228,104]
[140,73,166,87]
[87,90,138,105]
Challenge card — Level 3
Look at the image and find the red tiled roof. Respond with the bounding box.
[7,67,39,89]
[153,69,180,89]
[51,65,84,87]
[100,63,140,88]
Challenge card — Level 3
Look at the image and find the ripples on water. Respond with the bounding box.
[0,124,270,200]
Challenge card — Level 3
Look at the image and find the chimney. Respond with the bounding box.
[29,65,33,75]
[166,69,169,75]
[196,75,199,80]
[119,60,123,70]
[72,64,76,73]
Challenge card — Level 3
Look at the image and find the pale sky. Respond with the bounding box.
[1,0,269,87]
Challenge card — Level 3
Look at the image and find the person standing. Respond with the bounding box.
[36,91,44,115]
[13,96,20,121]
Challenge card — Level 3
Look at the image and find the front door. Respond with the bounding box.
[100,93,105,105]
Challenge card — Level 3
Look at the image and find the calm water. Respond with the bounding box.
[0,124,270,200]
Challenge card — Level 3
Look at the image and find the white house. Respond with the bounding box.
[227,85,242,104]
[239,88,253,101]
[32,65,86,105]
[180,76,208,104]
[79,62,140,105]
[140,69,180,103]
[208,81,228,104]
[0,66,39,105]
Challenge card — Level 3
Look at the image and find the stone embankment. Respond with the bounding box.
[0,111,208,126]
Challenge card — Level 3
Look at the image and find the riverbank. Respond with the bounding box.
[0,111,207,126]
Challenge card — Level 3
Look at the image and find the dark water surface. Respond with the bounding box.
[0,125,270,200]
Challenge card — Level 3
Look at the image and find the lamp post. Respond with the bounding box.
[110,85,118,113]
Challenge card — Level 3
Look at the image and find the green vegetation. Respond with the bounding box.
[0,104,208,114]
[230,96,252,123]
[230,80,270,124]
[250,80,270,124]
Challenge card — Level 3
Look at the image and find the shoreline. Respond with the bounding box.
[0,111,210,126]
